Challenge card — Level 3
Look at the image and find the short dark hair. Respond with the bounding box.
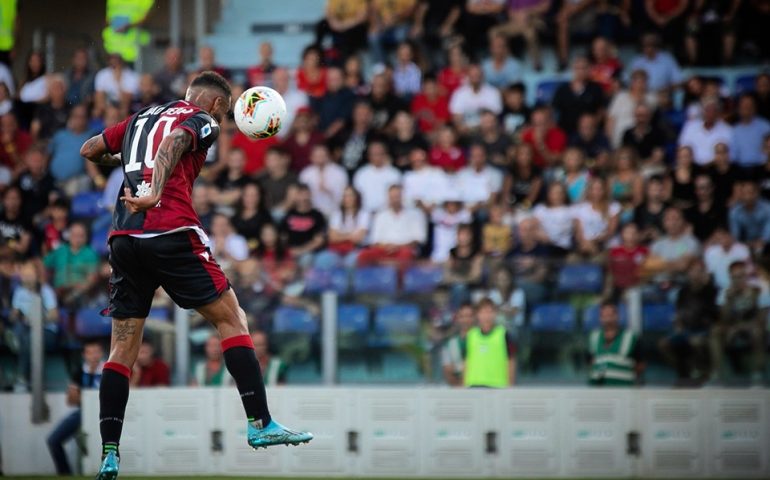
[476,297,497,311]
[190,71,231,98]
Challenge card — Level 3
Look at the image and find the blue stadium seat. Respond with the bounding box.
[370,303,421,348]
[556,263,604,294]
[642,304,675,332]
[530,303,576,332]
[583,303,629,331]
[403,264,443,294]
[304,267,349,295]
[353,266,398,295]
[90,226,110,256]
[735,75,756,94]
[273,306,318,334]
[536,80,564,104]
[338,304,369,335]
[71,191,104,219]
[75,308,112,337]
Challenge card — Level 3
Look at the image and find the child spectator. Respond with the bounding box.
[609,223,649,292]
[482,203,512,258]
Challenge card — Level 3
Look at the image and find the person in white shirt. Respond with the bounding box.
[704,227,751,290]
[353,140,402,212]
[431,197,472,262]
[272,67,309,138]
[299,144,349,217]
[402,147,451,212]
[358,184,427,268]
[315,186,371,269]
[455,143,503,210]
[573,177,622,257]
[449,64,502,133]
[677,97,733,166]
[94,54,139,116]
[533,182,575,253]
[209,213,250,272]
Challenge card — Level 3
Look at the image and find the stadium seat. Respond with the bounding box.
[304,267,349,295]
[556,263,604,294]
[402,264,443,294]
[70,191,104,219]
[370,303,421,348]
[90,225,110,256]
[530,303,576,332]
[735,75,756,94]
[353,266,398,295]
[338,303,369,335]
[582,303,629,331]
[75,307,112,337]
[642,303,675,332]
[535,79,564,104]
[273,306,318,334]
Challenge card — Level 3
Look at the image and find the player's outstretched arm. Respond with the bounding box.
[80,135,123,167]
[121,129,192,214]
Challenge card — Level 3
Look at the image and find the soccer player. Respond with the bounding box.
[80,71,312,480]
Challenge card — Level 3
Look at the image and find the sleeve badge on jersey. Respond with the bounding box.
[201,123,212,138]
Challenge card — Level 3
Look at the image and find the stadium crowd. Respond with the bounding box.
[2,0,770,396]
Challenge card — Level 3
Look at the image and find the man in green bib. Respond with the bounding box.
[588,302,643,386]
[464,298,517,387]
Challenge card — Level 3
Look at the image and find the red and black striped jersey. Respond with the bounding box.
[102,100,220,238]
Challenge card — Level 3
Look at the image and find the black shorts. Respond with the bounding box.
[107,230,230,319]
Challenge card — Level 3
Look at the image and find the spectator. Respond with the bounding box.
[589,37,623,94]
[533,182,575,254]
[705,142,738,207]
[461,0,507,53]
[411,74,450,135]
[643,0,688,47]
[272,68,309,140]
[316,186,370,269]
[552,57,606,136]
[387,110,429,171]
[296,45,327,98]
[14,147,56,221]
[252,330,287,386]
[482,203,512,258]
[353,140,402,212]
[684,0,740,66]
[30,74,69,141]
[669,145,699,208]
[411,0,462,66]
[192,335,234,386]
[634,175,670,243]
[711,261,767,387]
[192,181,215,232]
[473,109,512,169]
[555,0,599,70]
[621,103,666,166]
[195,45,230,79]
[574,177,621,258]
[64,47,95,106]
[520,106,567,168]
[756,74,770,121]
[0,112,32,173]
[47,341,103,475]
[503,143,543,208]
[257,149,296,216]
[499,83,531,136]
[678,97,733,165]
[342,55,366,96]
[40,199,69,255]
[368,0,417,64]
[685,174,728,242]
[153,46,187,102]
[491,0,550,72]
[9,261,59,389]
[48,105,94,196]
[433,199,473,262]
[649,207,701,284]
[281,108,324,173]
[256,223,297,290]
[94,53,139,117]
[402,147,451,211]
[443,223,482,304]
[508,217,550,304]
[729,180,770,251]
[212,148,249,207]
[704,227,751,290]
[732,94,770,169]
[659,259,717,385]
[131,339,171,387]
[457,143,504,209]
[559,147,590,203]
[18,51,48,127]
[232,182,273,252]
[358,184,427,268]
[449,64,502,133]
[230,122,280,176]
[310,67,355,137]
[609,223,649,291]
[463,298,516,387]
[441,302,474,387]
[129,73,163,114]
[429,125,465,172]
[393,41,422,98]
[627,33,684,92]
[367,72,408,131]
[329,102,375,175]
[482,33,523,89]
[569,112,611,165]
[607,69,657,148]
[608,147,644,208]
[279,184,327,263]
[317,0,369,60]
[587,302,642,386]
[438,43,468,96]
[477,264,526,328]
[43,222,100,308]
[245,42,277,88]
[0,187,32,257]
[299,144,348,217]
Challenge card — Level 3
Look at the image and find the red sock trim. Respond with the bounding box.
[104,361,131,378]
[221,334,254,352]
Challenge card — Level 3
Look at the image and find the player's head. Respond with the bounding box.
[186,71,232,123]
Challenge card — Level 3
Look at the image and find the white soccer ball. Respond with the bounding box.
[233,86,287,139]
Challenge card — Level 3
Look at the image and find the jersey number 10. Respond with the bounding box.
[124,116,176,173]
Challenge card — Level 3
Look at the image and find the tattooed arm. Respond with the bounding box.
[121,129,192,214]
[79,135,123,167]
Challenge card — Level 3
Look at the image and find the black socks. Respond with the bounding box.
[221,334,272,427]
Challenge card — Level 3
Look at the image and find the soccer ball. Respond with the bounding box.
[233,86,287,139]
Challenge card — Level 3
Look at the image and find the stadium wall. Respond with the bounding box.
[2,388,769,478]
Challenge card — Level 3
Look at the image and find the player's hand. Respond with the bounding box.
[120,187,159,214]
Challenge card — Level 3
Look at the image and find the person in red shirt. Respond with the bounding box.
[411,75,450,134]
[246,42,277,88]
[589,37,623,95]
[131,339,171,387]
[437,43,468,96]
[280,108,325,173]
[520,106,567,168]
[0,113,32,172]
[609,222,649,292]
[231,128,279,175]
[296,45,327,98]
[429,126,465,172]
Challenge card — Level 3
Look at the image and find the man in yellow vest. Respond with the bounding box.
[588,302,644,386]
[464,298,517,387]
[103,0,155,64]
[0,0,17,66]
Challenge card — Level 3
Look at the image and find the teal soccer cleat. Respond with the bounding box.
[95,451,119,480]
[247,419,313,449]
